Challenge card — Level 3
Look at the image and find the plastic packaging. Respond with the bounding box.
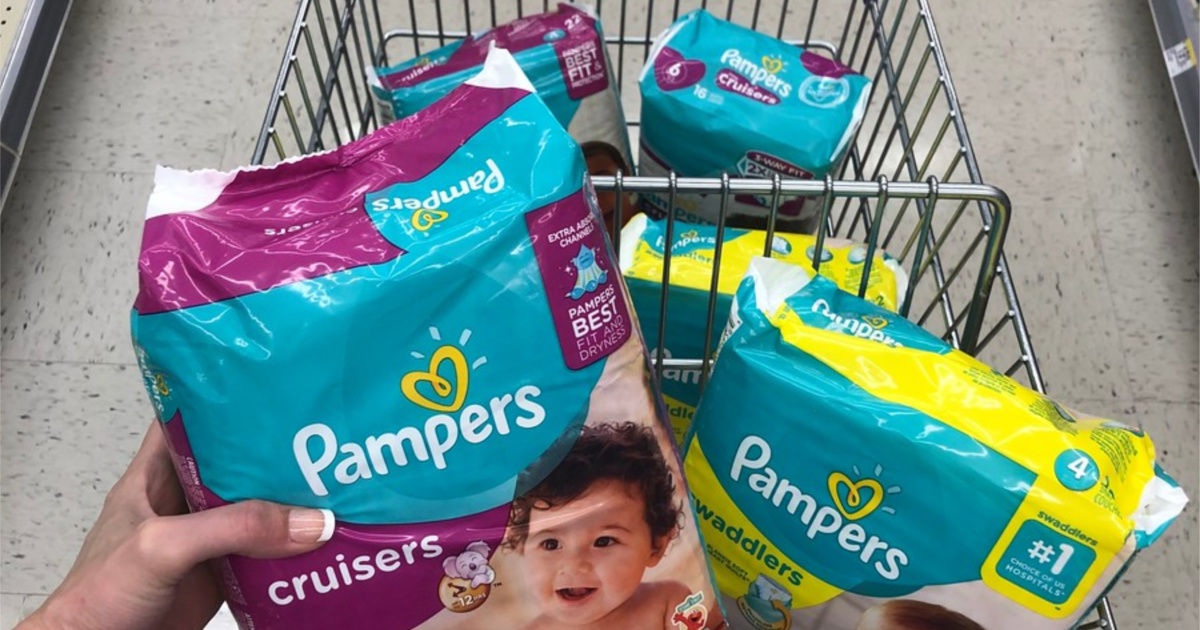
[620,215,906,442]
[132,49,723,630]
[683,256,1187,630]
[368,3,634,236]
[638,10,871,232]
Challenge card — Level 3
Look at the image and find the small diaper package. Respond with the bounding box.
[619,214,906,443]
[132,49,723,630]
[368,3,634,234]
[639,10,871,231]
[684,256,1188,630]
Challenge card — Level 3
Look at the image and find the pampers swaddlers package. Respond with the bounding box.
[620,214,906,443]
[639,10,871,231]
[368,3,634,234]
[684,257,1188,630]
[132,49,722,630]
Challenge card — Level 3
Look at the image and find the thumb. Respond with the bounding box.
[132,501,334,582]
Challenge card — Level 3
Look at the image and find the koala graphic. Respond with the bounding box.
[443,541,496,589]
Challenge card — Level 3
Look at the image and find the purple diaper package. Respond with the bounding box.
[132,49,724,630]
[368,3,635,237]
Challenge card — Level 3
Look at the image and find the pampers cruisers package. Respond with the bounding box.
[619,214,906,443]
[131,49,723,630]
[639,10,871,231]
[367,3,634,236]
[683,257,1188,630]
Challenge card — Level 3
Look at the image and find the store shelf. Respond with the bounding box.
[1148,0,1200,173]
[0,0,73,209]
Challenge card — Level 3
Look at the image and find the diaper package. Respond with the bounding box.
[620,214,906,443]
[368,3,634,235]
[684,257,1188,630]
[639,10,871,231]
[132,49,723,630]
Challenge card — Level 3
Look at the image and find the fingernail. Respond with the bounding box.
[289,508,335,544]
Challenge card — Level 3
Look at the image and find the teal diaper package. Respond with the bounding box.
[619,215,906,444]
[133,49,723,630]
[683,257,1188,630]
[639,10,871,231]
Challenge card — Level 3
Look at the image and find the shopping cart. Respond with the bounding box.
[250,1,1120,627]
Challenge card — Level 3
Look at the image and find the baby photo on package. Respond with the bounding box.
[639,10,871,232]
[368,3,634,237]
[132,49,722,630]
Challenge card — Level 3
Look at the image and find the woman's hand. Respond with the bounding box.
[19,421,333,630]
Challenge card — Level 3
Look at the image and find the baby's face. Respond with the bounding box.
[523,479,665,625]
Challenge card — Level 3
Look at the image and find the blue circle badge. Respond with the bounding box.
[1054,450,1099,491]
[771,236,792,256]
[799,76,851,108]
[544,28,566,42]
[805,245,833,263]
[848,246,868,265]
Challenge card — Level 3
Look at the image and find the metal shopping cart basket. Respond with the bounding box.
[249,1,1119,627]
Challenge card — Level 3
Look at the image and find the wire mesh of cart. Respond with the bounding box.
[250,1,1120,627]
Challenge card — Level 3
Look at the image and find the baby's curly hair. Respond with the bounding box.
[581,141,631,176]
[505,421,681,550]
[871,600,986,630]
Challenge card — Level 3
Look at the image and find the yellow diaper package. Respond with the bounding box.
[619,214,907,443]
[684,256,1188,630]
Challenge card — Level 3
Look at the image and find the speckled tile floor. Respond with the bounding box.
[1,1,1197,629]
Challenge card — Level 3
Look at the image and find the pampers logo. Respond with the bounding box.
[369,158,505,235]
[673,229,718,259]
[719,50,793,97]
[731,435,909,580]
[292,326,545,497]
[718,50,793,105]
[651,229,716,264]
[676,229,709,248]
[392,57,442,85]
[810,298,903,348]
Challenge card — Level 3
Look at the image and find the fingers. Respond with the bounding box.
[140,425,187,516]
[132,501,334,584]
[131,419,171,472]
[158,563,226,630]
[106,421,185,517]
[111,421,170,495]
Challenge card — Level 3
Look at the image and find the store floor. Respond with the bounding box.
[2,1,1197,628]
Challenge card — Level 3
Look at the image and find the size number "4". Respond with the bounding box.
[1054,450,1099,492]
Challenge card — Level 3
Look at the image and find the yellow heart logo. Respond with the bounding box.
[153,373,170,397]
[412,207,449,232]
[761,56,783,74]
[400,345,469,412]
[861,315,889,328]
[827,472,884,521]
